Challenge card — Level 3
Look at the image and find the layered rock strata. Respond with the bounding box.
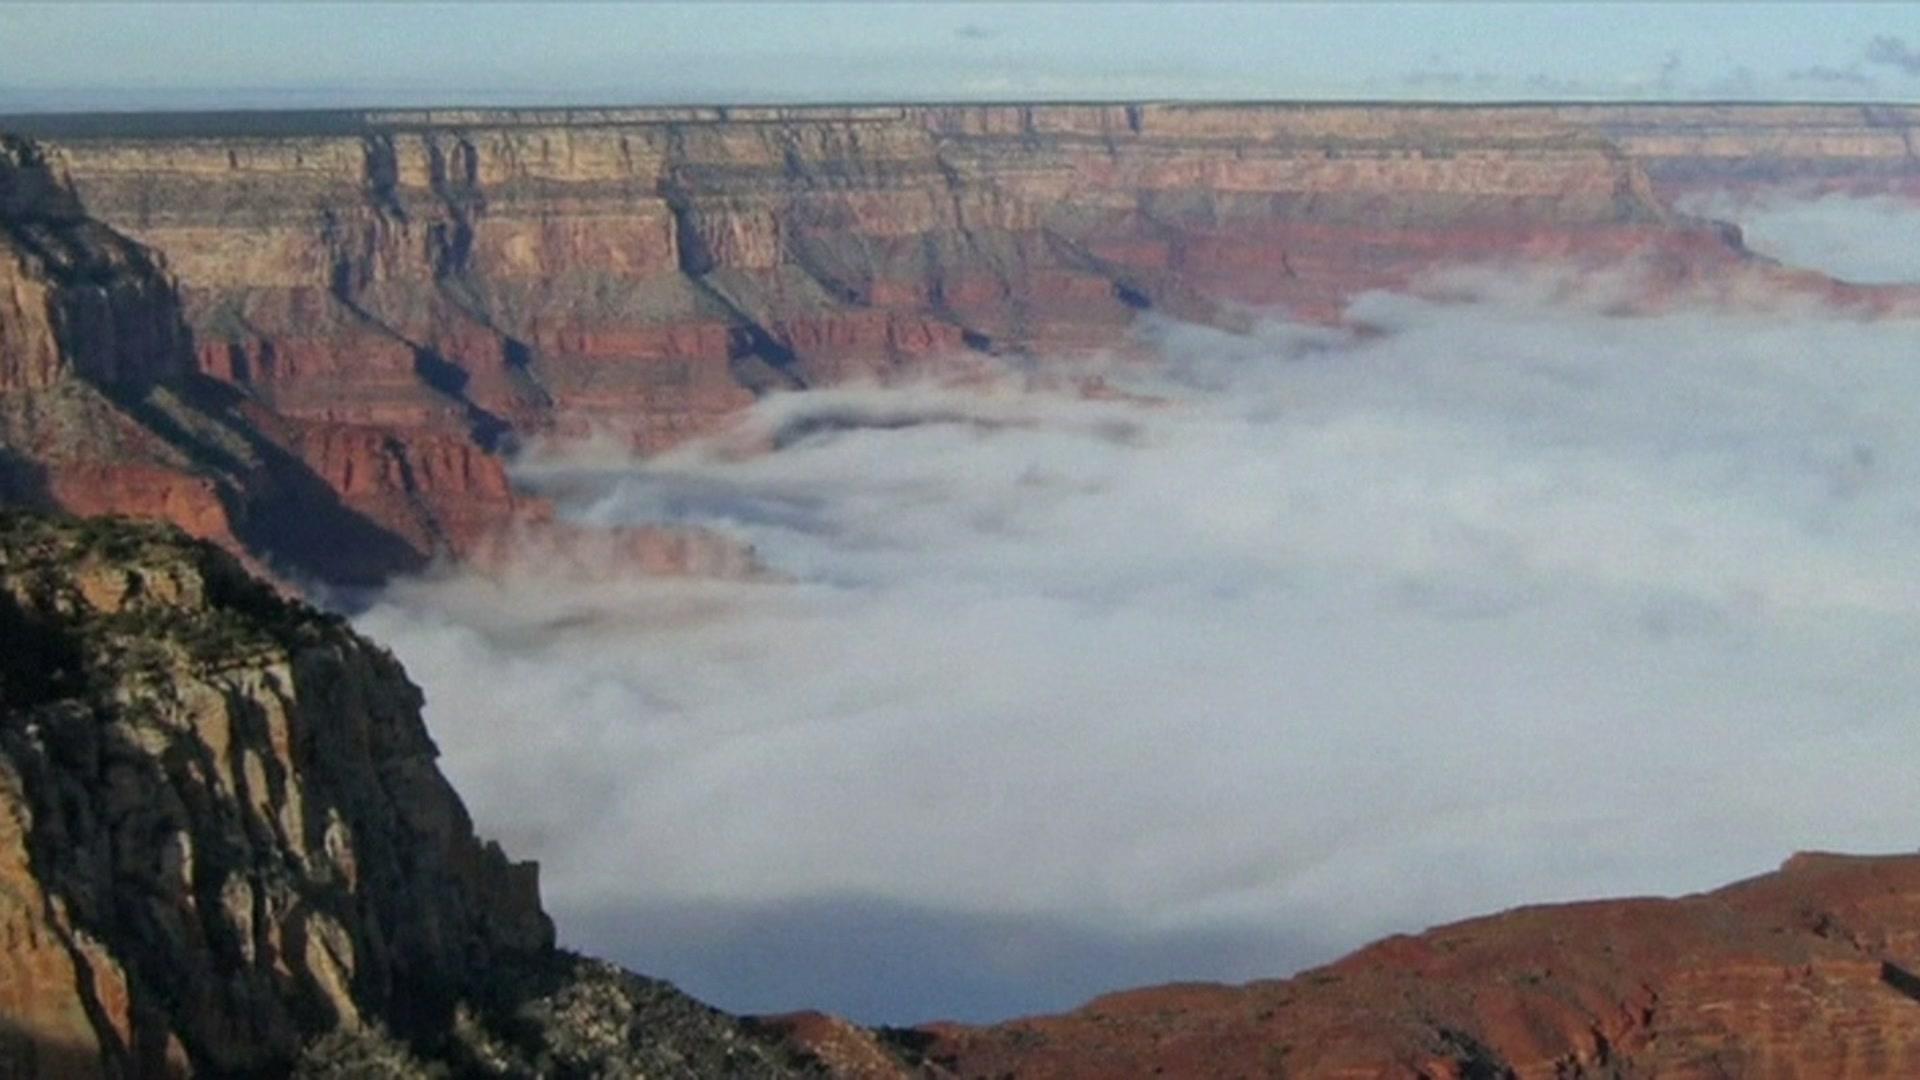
[25,102,1702,445]
[0,511,808,1078]
[0,136,675,584]
[5,103,1920,579]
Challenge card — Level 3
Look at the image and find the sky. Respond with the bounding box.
[5,2,1920,112]
[352,196,1920,1023]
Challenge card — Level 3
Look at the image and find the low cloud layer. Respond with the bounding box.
[357,247,1920,1024]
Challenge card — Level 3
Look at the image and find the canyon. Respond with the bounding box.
[8,101,1920,1077]
[5,103,1920,582]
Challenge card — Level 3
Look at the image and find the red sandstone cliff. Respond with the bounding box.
[0,135,250,556]
[0,135,549,583]
[28,102,1696,447]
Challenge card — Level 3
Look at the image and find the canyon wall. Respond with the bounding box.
[25,102,1712,442]
[0,136,571,584]
[0,512,811,1078]
[0,133,254,564]
[3,103,1918,581]
[1559,102,1920,189]
[0,138,189,393]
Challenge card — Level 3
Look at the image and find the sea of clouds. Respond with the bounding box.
[353,200,1920,1024]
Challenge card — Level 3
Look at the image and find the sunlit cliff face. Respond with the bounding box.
[355,196,1920,1025]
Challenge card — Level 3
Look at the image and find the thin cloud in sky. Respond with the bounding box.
[4,3,1920,108]
[1866,34,1920,76]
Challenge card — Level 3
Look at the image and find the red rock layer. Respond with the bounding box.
[907,852,1920,1079]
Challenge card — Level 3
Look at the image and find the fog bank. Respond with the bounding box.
[357,259,1920,1024]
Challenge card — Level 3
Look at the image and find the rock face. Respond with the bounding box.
[0,511,810,1078]
[16,103,1714,443]
[0,134,512,582]
[0,138,189,393]
[4,104,1919,581]
[1562,103,1920,192]
[909,852,1920,1078]
[0,136,697,585]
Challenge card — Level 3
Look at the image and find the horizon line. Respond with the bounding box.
[4,95,1918,137]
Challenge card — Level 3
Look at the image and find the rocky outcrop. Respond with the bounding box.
[906,851,1920,1078]
[0,511,809,1078]
[0,136,190,393]
[14,514,1920,1079]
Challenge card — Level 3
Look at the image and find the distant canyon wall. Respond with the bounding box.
[3,103,1917,580]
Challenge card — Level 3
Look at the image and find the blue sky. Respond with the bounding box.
[3,2,1920,111]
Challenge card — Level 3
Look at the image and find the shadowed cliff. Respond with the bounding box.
[0,511,815,1078]
[0,135,525,584]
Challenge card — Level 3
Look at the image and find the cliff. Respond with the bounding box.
[1559,102,1920,190]
[0,137,189,393]
[25,103,1698,453]
[5,103,1917,582]
[14,511,1920,1077]
[0,511,810,1078]
[0,138,660,585]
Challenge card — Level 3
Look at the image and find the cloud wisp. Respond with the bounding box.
[356,255,1920,1025]
[1866,34,1920,76]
